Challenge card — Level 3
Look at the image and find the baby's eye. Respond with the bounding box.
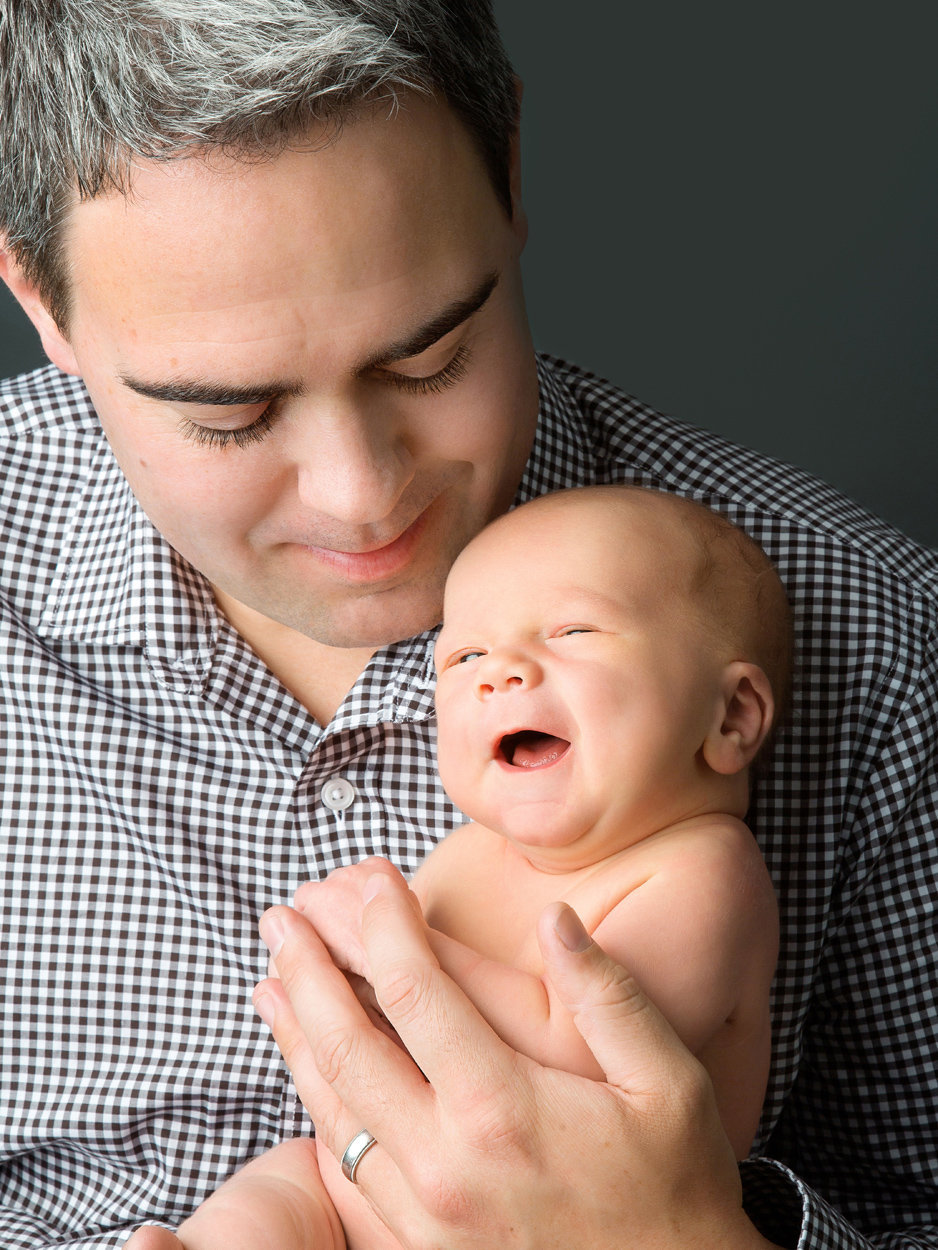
[556,626,595,637]
[457,650,486,663]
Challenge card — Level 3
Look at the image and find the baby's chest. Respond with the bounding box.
[429,861,637,974]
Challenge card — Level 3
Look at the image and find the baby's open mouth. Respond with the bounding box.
[498,730,571,769]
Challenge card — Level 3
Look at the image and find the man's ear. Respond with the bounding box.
[702,662,775,776]
[0,243,80,376]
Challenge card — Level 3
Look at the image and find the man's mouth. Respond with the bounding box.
[498,730,571,770]
[299,509,430,583]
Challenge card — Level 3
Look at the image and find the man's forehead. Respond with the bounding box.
[61,97,510,365]
[116,269,501,404]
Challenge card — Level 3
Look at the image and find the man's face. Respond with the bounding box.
[434,495,727,872]
[55,95,538,647]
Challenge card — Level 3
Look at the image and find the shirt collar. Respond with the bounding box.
[37,428,219,692]
[515,356,597,502]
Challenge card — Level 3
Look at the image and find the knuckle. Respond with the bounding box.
[596,958,644,1008]
[657,1052,718,1134]
[454,1060,537,1160]
[374,958,435,1028]
[572,958,649,1033]
[310,1020,361,1087]
[678,1055,718,1115]
[411,1161,478,1230]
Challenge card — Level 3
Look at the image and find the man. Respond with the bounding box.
[0,2,935,1248]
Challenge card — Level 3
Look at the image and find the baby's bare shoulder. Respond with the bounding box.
[636,813,767,881]
[583,815,774,934]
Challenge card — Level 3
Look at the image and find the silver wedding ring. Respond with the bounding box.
[340,1128,378,1184]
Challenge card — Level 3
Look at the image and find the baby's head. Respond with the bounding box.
[434,486,792,868]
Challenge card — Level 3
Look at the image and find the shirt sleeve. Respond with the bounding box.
[744,630,938,1249]
[741,1158,938,1249]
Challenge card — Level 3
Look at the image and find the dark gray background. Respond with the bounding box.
[2,3,936,546]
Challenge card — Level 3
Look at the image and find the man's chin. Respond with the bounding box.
[291,586,444,650]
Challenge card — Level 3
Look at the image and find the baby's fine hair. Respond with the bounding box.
[665,491,795,724]
[530,485,794,726]
[0,0,517,330]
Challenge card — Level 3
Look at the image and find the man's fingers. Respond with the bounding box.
[255,901,490,1245]
[257,904,433,1156]
[537,901,700,1095]
[359,872,523,1112]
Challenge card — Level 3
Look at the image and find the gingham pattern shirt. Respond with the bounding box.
[1,356,936,1250]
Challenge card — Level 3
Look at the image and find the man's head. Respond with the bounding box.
[0,0,518,331]
[434,486,792,869]
[0,2,539,649]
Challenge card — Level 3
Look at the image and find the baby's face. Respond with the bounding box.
[434,494,727,871]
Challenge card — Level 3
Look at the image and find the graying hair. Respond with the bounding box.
[0,0,518,329]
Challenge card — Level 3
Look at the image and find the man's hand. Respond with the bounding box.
[253,871,783,1250]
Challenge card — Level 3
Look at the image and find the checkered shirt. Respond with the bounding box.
[1,356,937,1249]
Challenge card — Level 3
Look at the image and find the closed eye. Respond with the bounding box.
[380,343,472,396]
[178,397,282,450]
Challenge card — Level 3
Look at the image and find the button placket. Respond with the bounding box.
[321,776,356,812]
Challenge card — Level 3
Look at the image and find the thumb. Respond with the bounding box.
[537,901,692,1094]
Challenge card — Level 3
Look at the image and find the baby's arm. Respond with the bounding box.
[294,857,607,1080]
[146,1138,346,1250]
[415,820,778,1158]
[295,830,777,1158]
[571,821,778,1157]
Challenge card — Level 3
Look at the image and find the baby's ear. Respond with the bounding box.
[702,662,775,776]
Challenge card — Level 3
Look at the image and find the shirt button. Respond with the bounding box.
[321,776,357,811]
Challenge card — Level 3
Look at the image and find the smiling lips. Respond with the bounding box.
[498,730,571,770]
[300,509,430,583]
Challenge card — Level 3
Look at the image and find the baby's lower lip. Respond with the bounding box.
[301,512,429,583]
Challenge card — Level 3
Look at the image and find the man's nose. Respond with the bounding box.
[291,400,416,525]
[474,648,543,700]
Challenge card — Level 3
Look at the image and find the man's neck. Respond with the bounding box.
[213,588,376,727]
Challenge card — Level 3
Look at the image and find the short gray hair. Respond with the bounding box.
[0,0,518,329]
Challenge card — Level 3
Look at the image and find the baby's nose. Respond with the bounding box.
[474,648,543,698]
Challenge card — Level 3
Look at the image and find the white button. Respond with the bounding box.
[321,776,356,811]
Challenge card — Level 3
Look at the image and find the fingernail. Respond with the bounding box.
[362,874,387,905]
[554,905,592,953]
[259,911,285,958]
[253,991,276,1028]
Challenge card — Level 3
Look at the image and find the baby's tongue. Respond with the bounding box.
[512,731,568,768]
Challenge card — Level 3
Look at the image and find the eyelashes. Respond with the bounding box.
[177,343,473,450]
[178,404,278,450]
[383,343,471,396]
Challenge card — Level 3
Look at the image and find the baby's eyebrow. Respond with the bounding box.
[554,585,628,615]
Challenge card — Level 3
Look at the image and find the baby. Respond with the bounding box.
[168,484,791,1250]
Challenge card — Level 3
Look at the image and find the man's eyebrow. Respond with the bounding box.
[361,271,500,370]
[118,376,305,407]
[118,272,500,405]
